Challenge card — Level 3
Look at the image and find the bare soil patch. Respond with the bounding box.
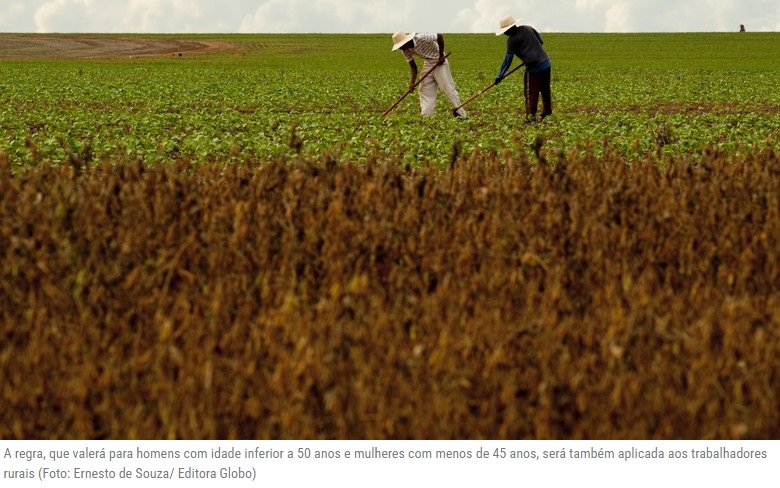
[0,33,237,60]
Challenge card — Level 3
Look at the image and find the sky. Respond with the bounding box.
[0,0,778,34]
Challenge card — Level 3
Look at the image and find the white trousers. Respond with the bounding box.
[419,60,467,118]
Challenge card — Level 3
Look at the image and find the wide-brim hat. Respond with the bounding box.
[392,31,415,51]
[496,16,522,36]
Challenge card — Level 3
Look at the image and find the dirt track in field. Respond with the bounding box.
[0,34,237,60]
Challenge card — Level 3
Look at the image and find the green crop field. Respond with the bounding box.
[2,34,780,440]
[2,32,779,167]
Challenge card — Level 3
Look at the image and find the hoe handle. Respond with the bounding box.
[454,63,524,112]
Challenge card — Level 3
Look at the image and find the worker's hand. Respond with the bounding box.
[494,75,503,85]
[438,55,446,65]
[408,83,416,93]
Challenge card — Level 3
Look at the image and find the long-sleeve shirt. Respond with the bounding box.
[505,25,551,74]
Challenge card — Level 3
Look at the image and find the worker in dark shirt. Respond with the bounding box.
[495,16,552,122]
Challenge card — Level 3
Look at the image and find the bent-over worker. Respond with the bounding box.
[391,32,467,118]
[495,16,552,122]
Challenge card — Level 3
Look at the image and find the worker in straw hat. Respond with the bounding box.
[495,16,552,122]
[391,32,467,118]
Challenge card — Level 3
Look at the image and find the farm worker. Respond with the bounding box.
[495,16,552,122]
[391,32,468,118]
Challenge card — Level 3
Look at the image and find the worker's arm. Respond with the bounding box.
[408,59,418,91]
[495,52,514,84]
[437,33,446,65]
[534,29,544,46]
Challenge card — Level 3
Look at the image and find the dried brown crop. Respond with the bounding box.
[1,146,779,440]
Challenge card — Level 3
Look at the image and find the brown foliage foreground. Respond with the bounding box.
[1,147,779,440]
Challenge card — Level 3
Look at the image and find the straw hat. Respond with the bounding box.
[496,16,522,35]
[391,31,415,51]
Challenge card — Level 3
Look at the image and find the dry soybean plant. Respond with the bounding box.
[1,146,779,440]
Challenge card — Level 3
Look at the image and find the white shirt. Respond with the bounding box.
[402,33,440,63]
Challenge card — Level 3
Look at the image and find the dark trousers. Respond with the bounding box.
[524,67,552,119]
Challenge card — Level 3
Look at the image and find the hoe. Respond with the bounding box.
[453,63,524,112]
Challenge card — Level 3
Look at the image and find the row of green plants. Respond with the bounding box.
[1,33,779,167]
